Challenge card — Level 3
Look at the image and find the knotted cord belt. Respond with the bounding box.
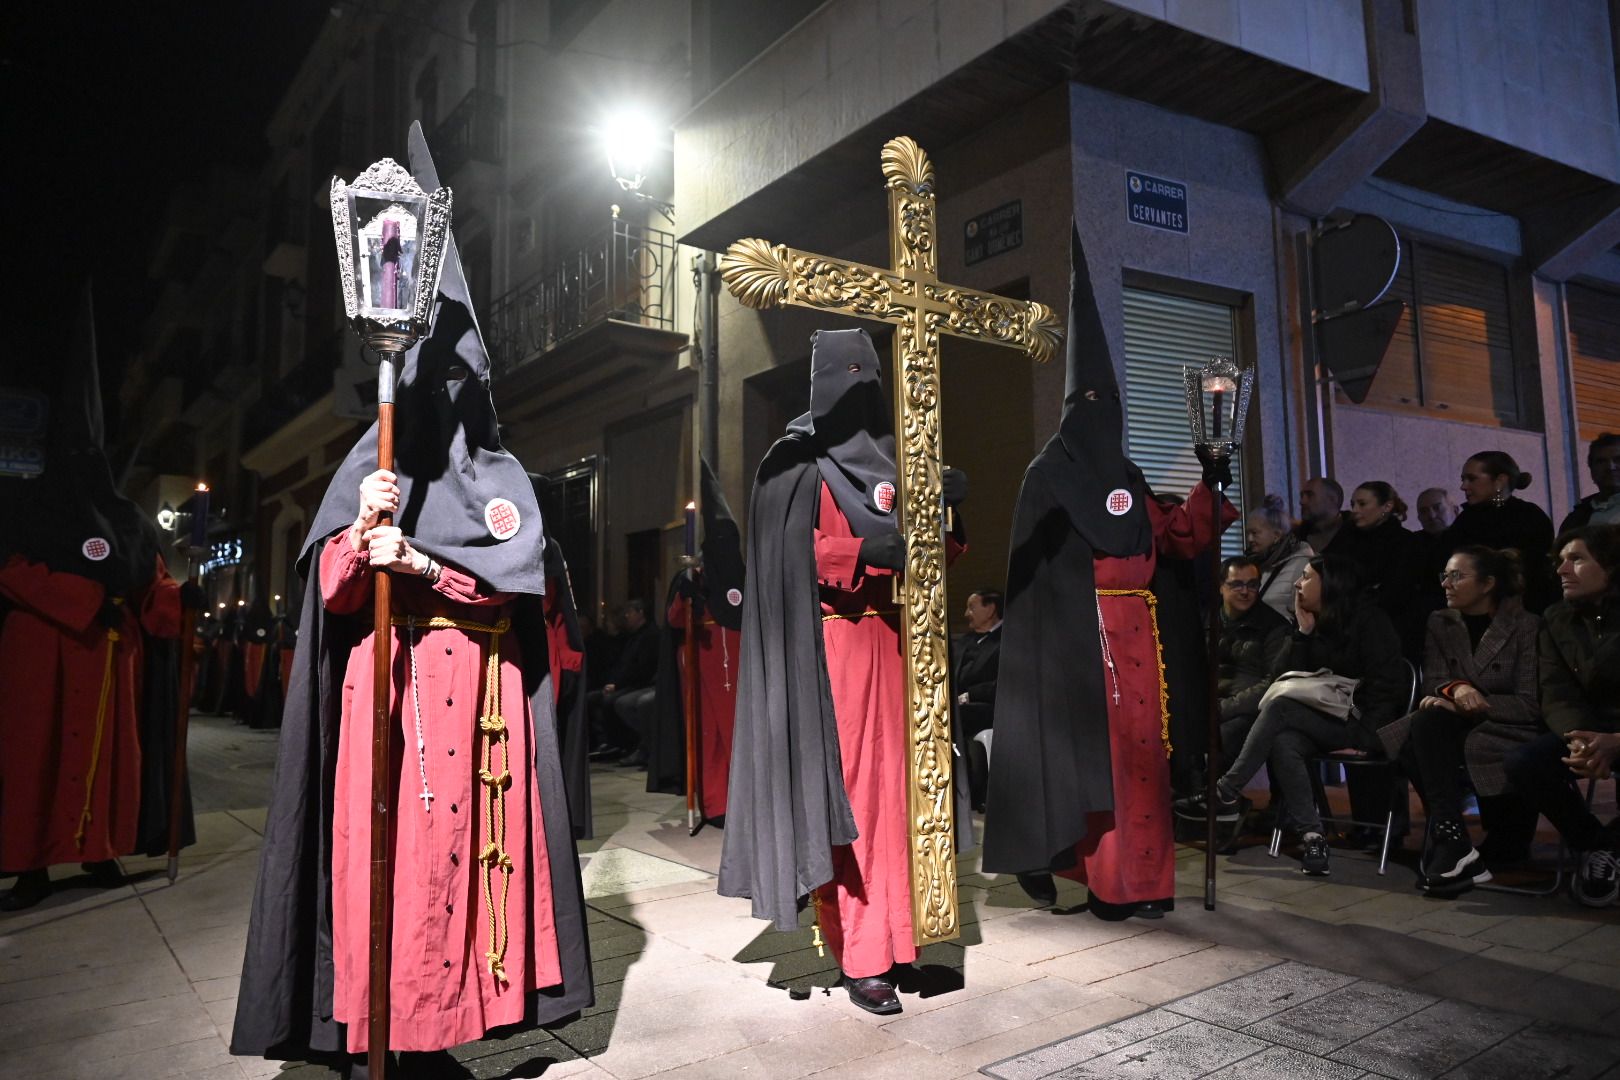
[1096,589,1172,757]
[392,614,515,984]
[820,607,899,622]
[74,600,124,850]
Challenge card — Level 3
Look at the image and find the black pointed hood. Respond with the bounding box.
[785,328,897,538]
[699,457,745,631]
[1,282,156,592]
[301,125,545,594]
[1046,223,1152,557]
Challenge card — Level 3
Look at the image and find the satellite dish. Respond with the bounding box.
[1314,214,1400,317]
[1317,300,1406,404]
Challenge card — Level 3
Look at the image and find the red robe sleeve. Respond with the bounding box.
[0,553,104,634]
[138,554,183,639]
[1150,483,1238,559]
[320,533,373,615]
[666,596,688,629]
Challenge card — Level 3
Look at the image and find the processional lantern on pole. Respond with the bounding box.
[1182,356,1253,912]
[329,157,453,1080]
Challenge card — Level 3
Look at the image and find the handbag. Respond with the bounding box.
[1258,668,1361,721]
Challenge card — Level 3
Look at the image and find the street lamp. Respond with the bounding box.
[1183,356,1254,914]
[602,109,674,221]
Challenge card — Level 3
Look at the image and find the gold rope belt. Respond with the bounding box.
[391,614,515,984]
[821,608,899,622]
[1096,589,1172,757]
[74,600,123,850]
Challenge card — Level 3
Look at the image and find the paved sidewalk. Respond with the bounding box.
[3,718,1618,1078]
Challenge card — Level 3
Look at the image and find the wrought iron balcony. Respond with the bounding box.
[428,88,505,176]
[487,216,678,375]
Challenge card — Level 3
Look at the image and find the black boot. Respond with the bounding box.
[1015,872,1057,907]
[82,860,124,888]
[399,1049,472,1078]
[0,869,51,911]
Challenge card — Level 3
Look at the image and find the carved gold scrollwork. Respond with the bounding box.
[881,136,935,195]
[718,238,792,309]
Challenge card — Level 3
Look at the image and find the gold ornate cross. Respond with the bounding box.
[719,136,1061,946]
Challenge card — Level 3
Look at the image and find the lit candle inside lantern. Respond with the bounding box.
[380,217,401,310]
[1203,376,1237,443]
[684,501,696,558]
[190,483,210,548]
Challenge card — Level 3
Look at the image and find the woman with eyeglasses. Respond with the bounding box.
[1379,546,1541,894]
[1442,451,1557,613]
[1505,525,1620,908]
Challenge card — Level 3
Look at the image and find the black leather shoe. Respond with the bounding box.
[82,860,124,888]
[843,974,902,1015]
[1133,900,1168,919]
[0,869,51,911]
[1016,872,1057,907]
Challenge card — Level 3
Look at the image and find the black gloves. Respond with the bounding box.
[858,531,907,572]
[97,598,124,629]
[1196,445,1233,489]
[180,582,206,611]
[942,468,968,507]
[675,572,700,601]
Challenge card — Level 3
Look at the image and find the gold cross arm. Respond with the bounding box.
[718,136,1060,947]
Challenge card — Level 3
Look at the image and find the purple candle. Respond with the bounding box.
[684,501,696,558]
[380,218,401,309]
[190,483,210,548]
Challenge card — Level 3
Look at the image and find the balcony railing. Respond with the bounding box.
[487,217,677,375]
[429,88,505,176]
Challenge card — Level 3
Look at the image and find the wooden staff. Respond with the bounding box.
[1204,476,1225,911]
[166,569,200,883]
[369,354,399,1077]
[683,577,701,835]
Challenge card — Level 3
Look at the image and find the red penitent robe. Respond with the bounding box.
[665,596,739,818]
[0,553,181,868]
[811,482,961,979]
[1056,486,1235,905]
[320,535,561,1054]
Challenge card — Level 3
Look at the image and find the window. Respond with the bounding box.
[1347,238,1528,428]
[1122,287,1245,557]
[1567,283,1620,443]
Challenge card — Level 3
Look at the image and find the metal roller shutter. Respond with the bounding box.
[1122,287,1244,556]
[1567,282,1620,443]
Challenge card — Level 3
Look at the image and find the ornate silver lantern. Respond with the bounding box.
[330,158,453,355]
[1183,356,1254,462]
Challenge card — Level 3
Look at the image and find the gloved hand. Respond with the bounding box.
[180,582,206,611]
[1196,445,1233,489]
[675,572,700,601]
[942,468,968,506]
[97,598,124,630]
[858,531,907,572]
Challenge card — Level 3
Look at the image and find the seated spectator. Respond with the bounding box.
[1177,556,1407,877]
[1347,481,1424,658]
[1213,555,1291,759]
[1296,477,1356,560]
[1558,432,1620,533]
[1417,488,1458,536]
[1246,494,1313,621]
[1379,547,1541,894]
[587,599,659,763]
[1505,525,1620,907]
[953,588,1002,811]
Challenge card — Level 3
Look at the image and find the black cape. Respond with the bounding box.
[717,436,853,930]
[541,534,593,840]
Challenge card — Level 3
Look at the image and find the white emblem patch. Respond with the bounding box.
[873,481,896,514]
[82,537,111,561]
[1105,488,1134,517]
[726,588,743,607]
[484,498,522,540]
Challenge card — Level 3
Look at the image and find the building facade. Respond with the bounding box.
[120,0,1620,633]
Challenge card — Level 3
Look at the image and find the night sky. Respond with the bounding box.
[2,4,329,441]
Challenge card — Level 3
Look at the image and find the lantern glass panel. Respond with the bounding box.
[348,189,428,321]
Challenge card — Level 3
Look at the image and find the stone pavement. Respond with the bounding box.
[2,716,1618,1079]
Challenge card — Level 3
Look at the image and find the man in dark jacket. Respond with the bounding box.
[589,598,659,762]
[954,588,1002,810]
[1558,433,1620,534]
[1214,556,1290,751]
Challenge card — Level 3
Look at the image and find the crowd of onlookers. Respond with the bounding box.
[1193,435,1619,906]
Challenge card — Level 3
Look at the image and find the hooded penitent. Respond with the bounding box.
[648,457,746,801]
[786,329,898,538]
[981,223,1154,875]
[231,124,591,1060]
